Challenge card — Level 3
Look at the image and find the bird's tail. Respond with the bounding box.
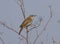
[19,28,23,35]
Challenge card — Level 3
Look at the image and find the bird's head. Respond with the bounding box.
[29,15,36,19]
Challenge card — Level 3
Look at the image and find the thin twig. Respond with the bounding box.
[33,5,53,44]
[20,34,26,39]
[0,21,18,34]
[18,0,29,44]
[0,21,26,40]
[26,27,29,44]
[18,0,25,19]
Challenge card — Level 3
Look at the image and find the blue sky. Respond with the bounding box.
[0,0,60,44]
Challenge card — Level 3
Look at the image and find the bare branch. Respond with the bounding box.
[48,5,52,17]
[18,0,26,19]
[20,34,26,40]
[0,20,26,40]
[0,21,18,34]
[26,27,29,44]
[33,5,53,44]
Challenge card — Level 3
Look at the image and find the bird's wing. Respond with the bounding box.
[21,17,32,28]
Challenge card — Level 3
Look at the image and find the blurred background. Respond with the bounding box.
[0,0,60,44]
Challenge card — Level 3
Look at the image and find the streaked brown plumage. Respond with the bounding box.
[19,15,36,35]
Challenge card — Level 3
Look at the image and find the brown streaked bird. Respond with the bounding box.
[19,15,36,35]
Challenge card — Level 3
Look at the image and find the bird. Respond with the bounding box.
[19,15,36,35]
